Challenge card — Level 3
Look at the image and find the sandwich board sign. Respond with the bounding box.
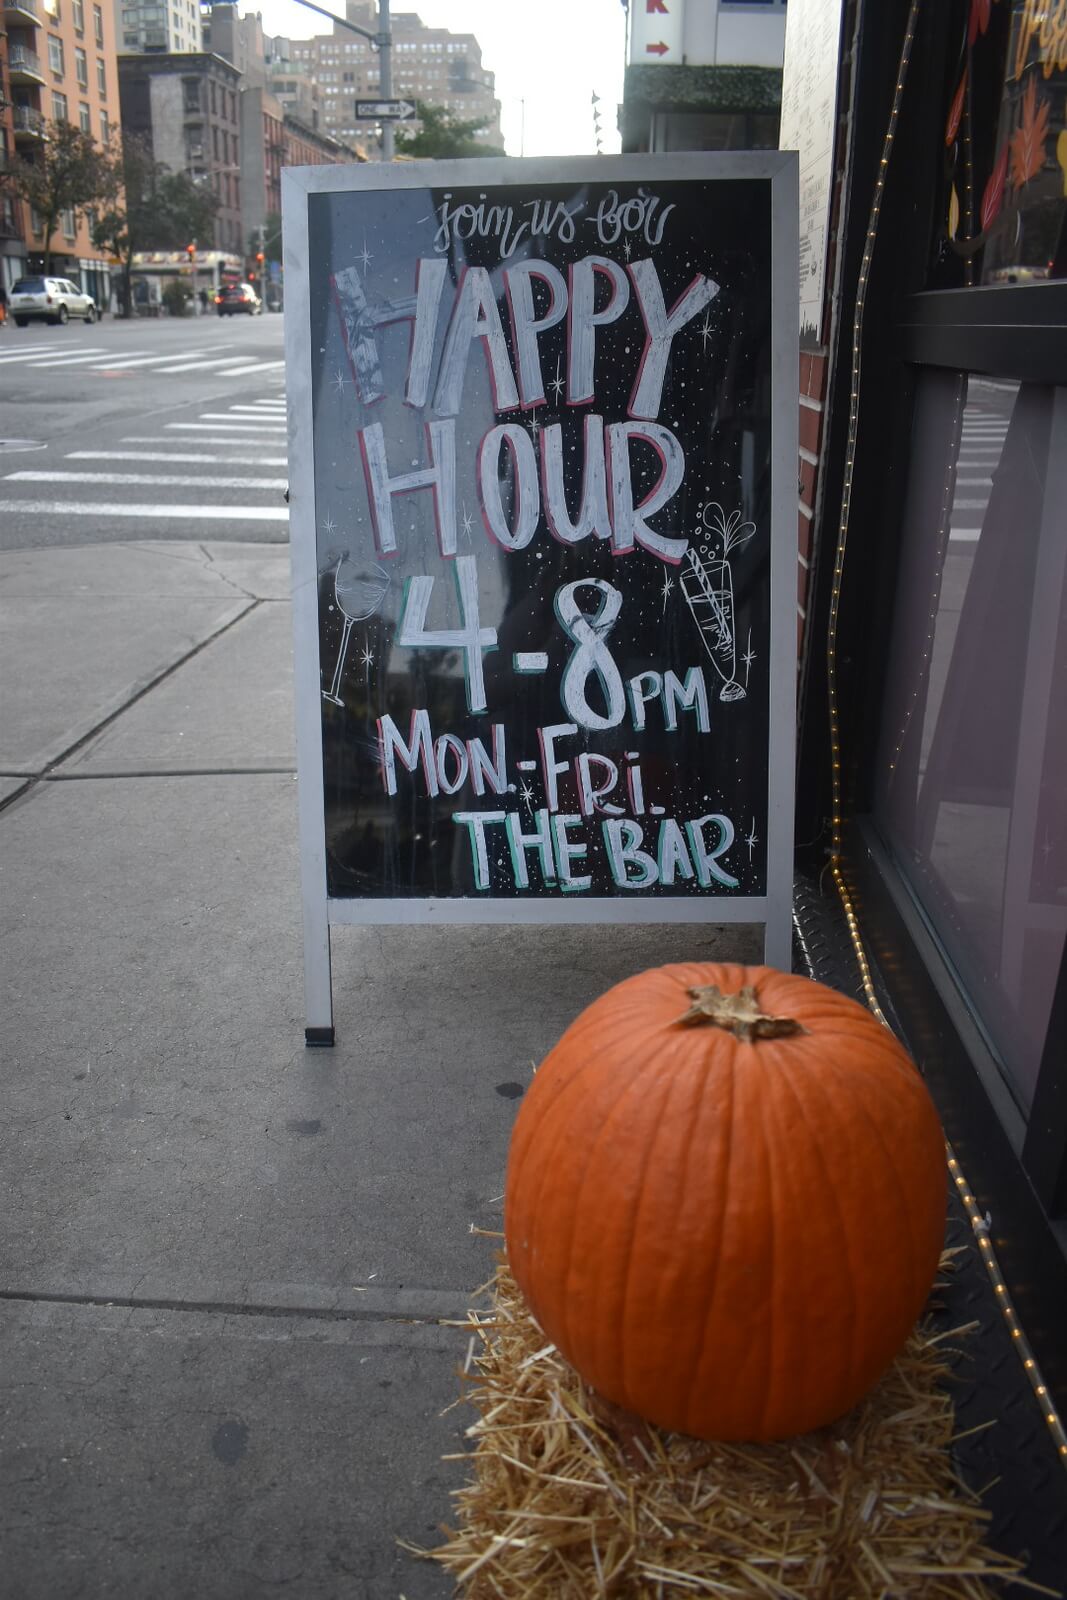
[282,153,798,1043]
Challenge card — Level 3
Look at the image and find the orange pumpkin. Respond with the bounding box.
[504,962,946,1441]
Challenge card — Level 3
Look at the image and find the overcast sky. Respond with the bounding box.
[243,0,628,157]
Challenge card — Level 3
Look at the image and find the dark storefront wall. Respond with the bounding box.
[797,0,1067,1475]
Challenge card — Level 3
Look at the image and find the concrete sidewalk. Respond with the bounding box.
[0,540,757,1598]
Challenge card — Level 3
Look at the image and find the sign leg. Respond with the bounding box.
[763,913,794,974]
[303,900,335,1047]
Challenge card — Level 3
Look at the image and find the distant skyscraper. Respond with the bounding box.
[288,4,503,157]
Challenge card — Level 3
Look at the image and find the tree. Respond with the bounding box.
[394,103,505,160]
[93,134,219,316]
[1,121,110,274]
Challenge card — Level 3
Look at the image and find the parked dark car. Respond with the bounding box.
[215,283,262,317]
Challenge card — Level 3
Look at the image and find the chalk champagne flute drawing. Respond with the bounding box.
[680,502,756,702]
[323,554,390,706]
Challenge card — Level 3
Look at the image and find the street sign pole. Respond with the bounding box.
[285,0,396,161]
[379,0,394,162]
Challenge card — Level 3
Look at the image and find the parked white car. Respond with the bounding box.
[9,276,98,327]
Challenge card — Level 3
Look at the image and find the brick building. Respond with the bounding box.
[240,83,353,254]
[117,47,243,255]
[3,0,118,301]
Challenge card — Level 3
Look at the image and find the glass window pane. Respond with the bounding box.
[874,373,1067,1110]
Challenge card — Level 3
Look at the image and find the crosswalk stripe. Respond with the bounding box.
[67,449,289,465]
[6,499,289,522]
[90,353,205,370]
[0,346,107,365]
[230,403,287,412]
[153,354,265,374]
[6,470,289,489]
[21,351,141,369]
[194,412,287,424]
[80,353,160,368]
[164,422,286,433]
[121,435,289,451]
[221,360,286,375]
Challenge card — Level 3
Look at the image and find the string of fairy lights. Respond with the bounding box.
[823,0,1067,1470]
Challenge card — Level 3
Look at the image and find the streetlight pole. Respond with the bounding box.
[284,0,394,162]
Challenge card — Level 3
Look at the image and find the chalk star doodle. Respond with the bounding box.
[360,643,375,671]
[462,504,474,544]
[528,410,542,446]
[321,512,337,538]
[549,355,566,402]
[742,629,756,683]
[700,312,714,351]
[745,819,760,860]
[622,236,633,260]
[519,780,535,810]
[358,238,373,273]
[660,572,674,613]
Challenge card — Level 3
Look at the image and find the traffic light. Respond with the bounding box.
[248,270,256,282]
[186,242,196,262]
[256,251,265,267]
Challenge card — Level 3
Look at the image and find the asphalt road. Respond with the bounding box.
[0,311,289,550]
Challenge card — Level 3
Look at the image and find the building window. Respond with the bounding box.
[75,47,88,88]
[72,0,84,32]
[96,58,106,97]
[53,91,68,121]
[62,208,76,240]
[183,79,201,114]
[79,102,91,133]
[93,3,103,44]
[49,35,65,76]
[99,109,109,142]
[123,31,139,46]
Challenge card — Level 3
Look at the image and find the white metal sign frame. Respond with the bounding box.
[283,152,798,1044]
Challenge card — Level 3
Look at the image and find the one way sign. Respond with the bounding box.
[355,98,416,120]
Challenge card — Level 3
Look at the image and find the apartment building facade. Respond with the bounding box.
[1,20,23,291]
[3,0,118,300]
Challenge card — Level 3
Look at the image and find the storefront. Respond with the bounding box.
[789,0,1066,1582]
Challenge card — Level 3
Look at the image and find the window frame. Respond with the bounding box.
[796,0,1067,1404]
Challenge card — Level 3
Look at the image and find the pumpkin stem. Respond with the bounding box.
[673,984,805,1041]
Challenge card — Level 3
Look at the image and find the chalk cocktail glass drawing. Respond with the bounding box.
[680,503,756,702]
[323,554,390,706]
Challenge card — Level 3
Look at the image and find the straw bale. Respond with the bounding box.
[411,1253,1052,1598]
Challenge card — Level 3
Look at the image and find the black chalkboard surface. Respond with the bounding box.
[284,155,797,1038]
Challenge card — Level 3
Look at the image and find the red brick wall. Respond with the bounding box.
[797,349,828,655]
